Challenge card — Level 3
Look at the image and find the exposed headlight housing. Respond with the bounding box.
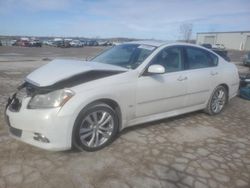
[28,89,74,109]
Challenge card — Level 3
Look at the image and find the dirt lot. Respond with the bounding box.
[0,46,250,188]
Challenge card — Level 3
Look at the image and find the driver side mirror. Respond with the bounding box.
[147,64,165,74]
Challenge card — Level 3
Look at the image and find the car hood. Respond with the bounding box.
[25,59,127,87]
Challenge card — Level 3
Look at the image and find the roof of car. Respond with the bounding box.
[125,40,204,49]
[126,40,168,47]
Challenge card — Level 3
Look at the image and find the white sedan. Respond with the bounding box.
[5,41,239,151]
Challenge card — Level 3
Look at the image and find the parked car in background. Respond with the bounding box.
[201,43,212,49]
[0,40,2,46]
[239,74,250,100]
[98,41,110,46]
[243,52,250,66]
[5,41,239,151]
[112,42,122,46]
[53,40,61,47]
[70,40,84,47]
[29,39,42,47]
[212,49,231,62]
[201,43,230,62]
[43,40,54,46]
[16,38,30,47]
[10,40,17,46]
[86,40,99,46]
[212,43,225,50]
[53,40,71,48]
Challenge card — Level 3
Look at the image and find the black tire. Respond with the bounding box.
[72,103,119,152]
[204,85,228,115]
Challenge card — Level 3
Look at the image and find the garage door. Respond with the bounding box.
[245,36,250,51]
[204,36,215,45]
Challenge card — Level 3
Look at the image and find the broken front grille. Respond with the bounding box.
[7,81,51,112]
[8,83,30,112]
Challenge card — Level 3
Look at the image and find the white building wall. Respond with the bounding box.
[196,32,250,50]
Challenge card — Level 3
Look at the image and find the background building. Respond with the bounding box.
[196,31,250,51]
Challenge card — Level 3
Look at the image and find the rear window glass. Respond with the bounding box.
[186,47,218,69]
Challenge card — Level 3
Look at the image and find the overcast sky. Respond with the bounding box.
[0,0,250,40]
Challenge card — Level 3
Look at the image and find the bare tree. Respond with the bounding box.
[179,23,193,42]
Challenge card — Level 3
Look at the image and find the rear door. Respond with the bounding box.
[184,46,220,107]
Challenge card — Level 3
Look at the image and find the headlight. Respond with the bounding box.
[28,89,74,109]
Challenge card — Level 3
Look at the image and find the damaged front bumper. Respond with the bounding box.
[4,85,73,151]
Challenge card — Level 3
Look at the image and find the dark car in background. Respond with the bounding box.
[201,43,212,49]
[86,40,99,46]
[243,52,250,66]
[212,49,231,62]
[29,39,42,47]
[201,43,230,62]
[53,40,71,48]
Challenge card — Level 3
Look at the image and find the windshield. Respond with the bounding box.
[91,44,156,69]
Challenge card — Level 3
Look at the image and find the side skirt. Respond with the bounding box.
[125,103,206,128]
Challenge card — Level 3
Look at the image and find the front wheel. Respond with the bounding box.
[205,85,228,115]
[72,103,119,151]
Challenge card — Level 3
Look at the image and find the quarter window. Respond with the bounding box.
[186,47,218,69]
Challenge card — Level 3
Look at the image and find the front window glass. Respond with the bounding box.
[151,47,183,73]
[91,44,155,69]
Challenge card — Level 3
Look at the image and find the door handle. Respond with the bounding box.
[210,71,218,76]
[177,76,188,81]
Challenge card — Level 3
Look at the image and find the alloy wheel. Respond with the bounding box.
[211,88,226,113]
[79,110,114,148]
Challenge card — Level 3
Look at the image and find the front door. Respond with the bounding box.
[136,46,188,117]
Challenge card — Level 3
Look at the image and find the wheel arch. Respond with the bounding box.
[71,98,123,151]
[204,83,230,115]
[207,83,229,101]
[71,98,122,151]
[78,98,122,131]
[218,83,229,102]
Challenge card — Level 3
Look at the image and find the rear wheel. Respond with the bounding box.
[205,85,228,115]
[72,103,119,151]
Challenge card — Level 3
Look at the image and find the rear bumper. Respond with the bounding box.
[5,98,73,151]
[229,82,240,100]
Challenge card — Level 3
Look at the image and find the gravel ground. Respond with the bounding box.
[0,46,250,188]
